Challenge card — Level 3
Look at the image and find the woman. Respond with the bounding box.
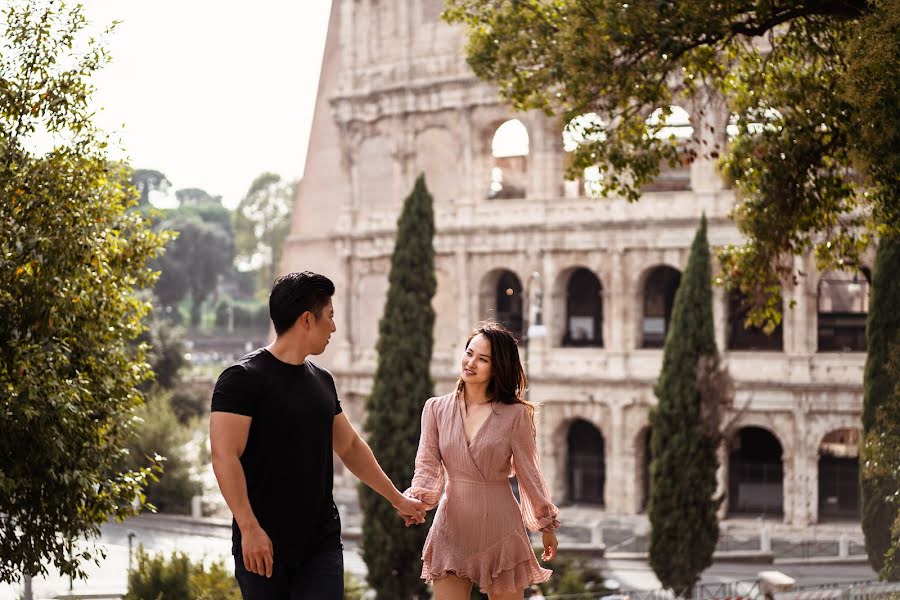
[403,321,560,599]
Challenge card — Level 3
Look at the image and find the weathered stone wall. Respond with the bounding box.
[285,0,867,526]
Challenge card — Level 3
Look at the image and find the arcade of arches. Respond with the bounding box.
[286,1,870,528]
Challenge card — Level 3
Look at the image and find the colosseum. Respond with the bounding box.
[281,0,868,527]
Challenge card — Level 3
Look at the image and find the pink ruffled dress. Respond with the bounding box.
[405,393,560,595]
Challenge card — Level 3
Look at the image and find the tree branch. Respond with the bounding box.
[731,0,869,38]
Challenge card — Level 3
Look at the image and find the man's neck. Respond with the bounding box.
[266,336,309,366]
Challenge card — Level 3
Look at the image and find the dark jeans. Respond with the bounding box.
[234,547,344,600]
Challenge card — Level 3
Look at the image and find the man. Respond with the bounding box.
[210,271,425,599]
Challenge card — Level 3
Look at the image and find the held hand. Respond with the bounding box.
[541,530,558,562]
[393,494,426,525]
[241,523,274,577]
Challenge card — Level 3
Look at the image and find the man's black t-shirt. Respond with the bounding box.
[211,348,343,566]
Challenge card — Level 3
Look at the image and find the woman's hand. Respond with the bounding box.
[393,493,426,525]
[541,530,558,562]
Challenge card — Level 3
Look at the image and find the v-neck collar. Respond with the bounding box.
[457,391,494,448]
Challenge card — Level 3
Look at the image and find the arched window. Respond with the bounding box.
[727,290,783,351]
[489,119,529,199]
[818,428,860,520]
[564,268,603,347]
[641,266,681,348]
[728,427,784,516]
[562,113,607,198]
[642,106,692,192]
[566,419,605,505]
[817,269,870,352]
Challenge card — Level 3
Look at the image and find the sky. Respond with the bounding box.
[83,1,332,209]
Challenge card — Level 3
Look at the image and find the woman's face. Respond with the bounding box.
[461,333,492,387]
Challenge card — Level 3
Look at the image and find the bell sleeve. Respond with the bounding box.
[510,405,560,532]
[403,397,445,511]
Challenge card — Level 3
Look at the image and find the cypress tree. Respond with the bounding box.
[861,235,900,580]
[648,215,722,597]
[360,174,436,599]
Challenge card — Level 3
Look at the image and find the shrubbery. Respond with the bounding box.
[125,547,240,600]
[121,390,203,514]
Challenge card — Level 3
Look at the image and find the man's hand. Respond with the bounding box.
[241,523,274,577]
[393,494,426,525]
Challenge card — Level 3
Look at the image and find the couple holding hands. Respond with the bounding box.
[210,271,559,600]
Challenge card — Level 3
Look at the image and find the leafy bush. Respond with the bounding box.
[345,571,369,600]
[170,384,211,423]
[125,547,240,600]
[125,548,191,600]
[122,390,202,514]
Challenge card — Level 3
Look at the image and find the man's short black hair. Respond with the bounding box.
[269,271,335,335]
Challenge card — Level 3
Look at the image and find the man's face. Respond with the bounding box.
[309,299,336,355]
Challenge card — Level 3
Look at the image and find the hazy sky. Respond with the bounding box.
[84,1,332,208]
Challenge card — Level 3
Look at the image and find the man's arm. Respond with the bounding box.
[209,412,274,577]
[332,412,425,523]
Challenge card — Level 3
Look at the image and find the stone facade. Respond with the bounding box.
[282,0,868,526]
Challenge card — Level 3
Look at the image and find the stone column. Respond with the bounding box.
[459,107,475,205]
[782,451,795,525]
[456,248,471,336]
[607,250,627,353]
[713,285,727,352]
[528,112,563,199]
[689,84,727,194]
[606,403,628,513]
[716,442,729,519]
[333,240,354,369]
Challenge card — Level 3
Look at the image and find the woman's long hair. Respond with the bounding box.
[456,320,535,430]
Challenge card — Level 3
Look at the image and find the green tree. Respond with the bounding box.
[444,0,900,329]
[175,187,221,207]
[648,216,722,597]
[360,175,436,599]
[861,236,900,580]
[233,172,295,291]
[154,214,235,327]
[138,316,188,389]
[130,169,171,207]
[0,0,167,582]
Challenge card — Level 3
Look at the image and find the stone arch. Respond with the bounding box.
[415,126,460,204]
[727,426,785,517]
[642,105,693,192]
[564,418,606,505]
[816,267,870,352]
[356,135,395,214]
[562,113,607,198]
[638,264,682,348]
[488,119,529,199]
[550,266,605,347]
[817,427,861,521]
[478,268,525,340]
[727,289,784,351]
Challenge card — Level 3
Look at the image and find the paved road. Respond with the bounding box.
[0,516,878,600]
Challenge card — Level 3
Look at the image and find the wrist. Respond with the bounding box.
[235,513,261,533]
[388,489,406,507]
